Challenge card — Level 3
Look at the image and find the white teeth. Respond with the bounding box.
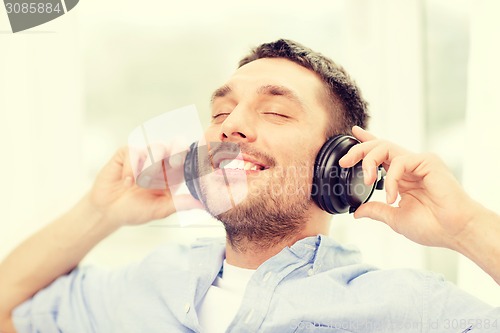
[244,162,254,170]
[219,159,262,171]
[220,159,245,170]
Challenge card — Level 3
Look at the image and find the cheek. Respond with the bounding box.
[266,130,319,165]
[274,150,317,180]
[203,126,220,143]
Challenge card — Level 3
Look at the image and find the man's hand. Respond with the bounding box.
[340,126,500,284]
[0,144,204,332]
[89,145,203,228]
[339,126,482,250]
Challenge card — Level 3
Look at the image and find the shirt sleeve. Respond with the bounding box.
[12,264,134,333]
[423,272,500,332]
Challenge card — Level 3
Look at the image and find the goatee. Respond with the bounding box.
[198,142,313,252]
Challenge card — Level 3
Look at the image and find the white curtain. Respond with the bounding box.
[0,19,85,260]
[330,0,427,271]
[458,0,500,306]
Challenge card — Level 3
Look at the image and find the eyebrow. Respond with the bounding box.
[210,84,305,110]
[257,85,304,108]
[210,85,232,103]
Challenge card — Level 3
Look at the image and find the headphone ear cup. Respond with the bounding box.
[184,142,200,200]
[312,136,349,214]
[312,135,376,214]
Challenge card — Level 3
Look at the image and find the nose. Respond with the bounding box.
[219,106,257,143]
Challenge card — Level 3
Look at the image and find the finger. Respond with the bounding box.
[338,140,380,168]
[166,138,190,164]
[101,147,136,183]
[354,201,396,228]
[383,156,405,204]
[352,126,377,142]
[147,142,170,166]
[384,154,426,204]
[132,145,163,183]
[137,140,193,190]
[163,140,191,192]
[168,139,190,169]
[361,144,391,185]
[127,125,148,179]
[127,146,148,180]
[169,151,186,169]
[137,143,175,189]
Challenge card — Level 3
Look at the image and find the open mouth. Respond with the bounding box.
[211,152,270,172]
[219,159,267,171]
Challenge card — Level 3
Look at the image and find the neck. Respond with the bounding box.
[225,209,330,269]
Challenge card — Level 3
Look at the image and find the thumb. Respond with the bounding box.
[354,201,396,227]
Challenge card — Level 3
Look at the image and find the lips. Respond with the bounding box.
[219,159,266,171]
[211,152,269,172]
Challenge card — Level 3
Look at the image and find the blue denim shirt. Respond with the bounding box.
[13,235,499,332]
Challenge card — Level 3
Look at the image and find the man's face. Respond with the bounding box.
[199,58,329,238]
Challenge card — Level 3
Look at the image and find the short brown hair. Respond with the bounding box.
[238,39,369,137]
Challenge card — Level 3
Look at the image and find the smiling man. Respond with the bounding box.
[202,57,334,264]
[0,39,499,333]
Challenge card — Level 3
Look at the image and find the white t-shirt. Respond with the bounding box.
[198,260,256,333]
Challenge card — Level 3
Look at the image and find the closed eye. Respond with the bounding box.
[212,112,229,120]
[263,112,290,118]
[212,113,230,119]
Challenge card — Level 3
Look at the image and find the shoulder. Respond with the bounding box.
[350,267,444,289]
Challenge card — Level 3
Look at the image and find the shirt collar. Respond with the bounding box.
[189,235,363,274]
[287,234,362,273]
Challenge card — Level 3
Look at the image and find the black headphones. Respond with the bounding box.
[312,135,385,214]
[184,136,385,214]
[184,142,202,201]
